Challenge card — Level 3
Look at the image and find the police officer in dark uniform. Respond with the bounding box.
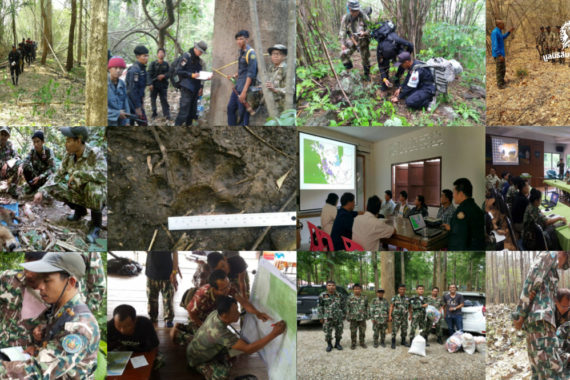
[148,48,171,120]
[374,21,413,93]
[443,178,485,251]
[17,43,25,74]
[227,30,258,126]
[8,46,20,86]
[126,45,149,126]
[391,52,436,110]
[174,41,209,126]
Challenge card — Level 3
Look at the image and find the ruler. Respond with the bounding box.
[168,212,297,231]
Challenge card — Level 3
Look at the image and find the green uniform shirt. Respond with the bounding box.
[369,297,389,323]
[390,294,409,317]
[346,293,368,321]
[318,291,346,320]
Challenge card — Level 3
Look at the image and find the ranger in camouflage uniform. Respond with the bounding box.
[0,252,47,348]
[0,252,100,379]
[78,252,106,313]
[389,284,410,349]
[547,26,558,64]
[346,283,368,349]
[556,320,570,375]
[536,26,546,61]
[339,0,371,79]
[424,286,445,344]
[318,280,346,352]
[522,188,565,250]
[186,296,285,380]
[265,44,288,114]
[409,285,428,342]
[0,127,21,198]
[513,251,569,379]
[17,130,56,195]
[34,127,107,243]
[369,289,389,347]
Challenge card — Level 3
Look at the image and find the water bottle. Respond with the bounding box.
[197,96,204,118]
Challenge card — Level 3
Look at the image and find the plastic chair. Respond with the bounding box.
[306,221,319,251]
[316,229,334,251]
[534,223,548,250]
[341,236,364,251]
[505,216,520,251]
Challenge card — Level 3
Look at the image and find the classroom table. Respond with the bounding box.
[543,179,570,194]
[107,349,157,380]
[380,216,449,251]
[540,202,570,251]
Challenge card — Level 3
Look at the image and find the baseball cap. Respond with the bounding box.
[394,51,412,67]
[21,252,86,279]
[60,127,88,142]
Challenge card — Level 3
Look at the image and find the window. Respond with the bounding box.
[544,153,561,174]
[391,158,441,207]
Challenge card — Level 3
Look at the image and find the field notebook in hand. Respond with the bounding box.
[0,347,32,361]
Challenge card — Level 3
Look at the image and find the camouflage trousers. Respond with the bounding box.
[372,321,388,343]
[0,164,19,194]
[147,278,174,323]
[21,166,48,194]
[495,58,506,87]
[391,314,407,339]
[172,322,197,346]
[194,354,232,380]
[323,318,343,342]
[424,315,442,339]
[349,320,366,343]
[409,314,426,338]
[525,321,564,380]
[44,180,106,211]
[340,38,370,69]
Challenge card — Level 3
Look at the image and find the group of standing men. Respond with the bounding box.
[536,25,567,64]
[318,281,465,352]
[7,38,37,86]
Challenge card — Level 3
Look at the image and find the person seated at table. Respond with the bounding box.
[186,296,286,380]
[484,188,513,250]
[331,192,358,250]
[505,175,520,209]
[321,193,339,235]
[404,195,428,218]
[501,174,513,197]
[394,190,409,217]
[352,195,395,250]
[485,167,500,190]
[499,171,509,192]
[379,190,396,218]
[108,304,159,352]
[436,189,455,225]
[522,188,566,250]
[512,178,530,234]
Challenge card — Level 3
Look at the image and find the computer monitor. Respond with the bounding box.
[409,214,426,232]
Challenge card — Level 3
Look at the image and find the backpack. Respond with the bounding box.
[179,287,199,309]
[413,58,457,95]
[169,53,186,89]
[372,20,396,42]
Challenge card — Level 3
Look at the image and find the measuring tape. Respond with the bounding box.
[168,212,297,231]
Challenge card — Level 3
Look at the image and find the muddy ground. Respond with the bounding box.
[107,125,297,251]
[297,320,486,380]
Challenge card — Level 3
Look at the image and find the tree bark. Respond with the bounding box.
[373,252,379,290]
[40,0,53,65]
[400,252,405,286]
[77,0,82,66]
[285,0,296,111]
[248,0,278,119]
[442,251,447,291]
[381,252,395,301]
[468,257,473,291]
[141,0,183,53]
[11,0,17,46]
[85,0,108,126]
[66,0,77,71]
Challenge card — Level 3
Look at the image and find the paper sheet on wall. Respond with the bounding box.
[241,258,296,380]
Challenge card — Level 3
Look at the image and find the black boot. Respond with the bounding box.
[380,338,385,347]
[391,337,396,349]
[351,341,356,350]
[363,65,370,81]
[334,338,343,350]
[437,336,443,344]
[67,204,87,221]
[423,335,430,346]
[373,340,378,348]
[87,210,102,243]
[401,337,409,347]
[326,340,333,352]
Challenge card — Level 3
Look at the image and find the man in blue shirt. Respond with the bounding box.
[227,30,258,126]
[126,45,149,125]
[491,19,514,89]
[331,192,358,251]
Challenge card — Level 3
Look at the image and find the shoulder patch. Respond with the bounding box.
[16,271,25,281]
[249,53,256,61]
[62,334,84,354]
[457,211,465,220]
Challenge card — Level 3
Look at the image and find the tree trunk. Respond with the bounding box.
[359,254,363,285]
[85,0,108,126]
[400,252,405,286]
[66,0,77,71]
[452,253,457,285]
[327,252,335,281]
[77,0,83,66]
[373,252,379,290]
[380,0,432,53]
[442,251,447,290]
[381,252,395,301]
[468,258,473,291]
[41,0,53,65]
[11,0,17,46]
[285,0,296,111]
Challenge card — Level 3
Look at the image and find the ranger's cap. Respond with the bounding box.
[377,289,385,293]
[268,44,288,55]
[60,127,88,142]
[347,0,360,10]
[194,41,208,54]
[0,127,10,136]
[394,51,412,66]
[21,252,86,280]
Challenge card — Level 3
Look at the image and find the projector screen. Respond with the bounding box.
[299,132,356,211]
[492,136,519,165]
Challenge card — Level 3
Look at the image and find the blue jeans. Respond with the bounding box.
[445,314,463,335]
[227,90,249,126]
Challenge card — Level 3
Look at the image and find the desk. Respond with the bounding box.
[381,216,448,251]
[544,179,570,194]
[107,349,157,380]
[541,203,570,251]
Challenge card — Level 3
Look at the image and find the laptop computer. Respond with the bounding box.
[541,192,559,209]
[408,214,443,237]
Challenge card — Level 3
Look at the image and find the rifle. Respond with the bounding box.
[124,113,148,126]
[212,67,255,115]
